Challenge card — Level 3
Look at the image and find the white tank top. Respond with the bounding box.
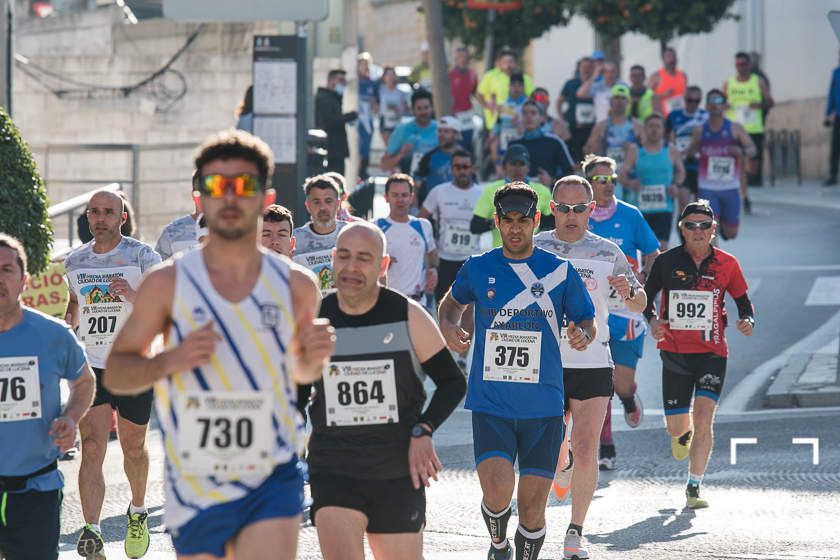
[155,248,303,531]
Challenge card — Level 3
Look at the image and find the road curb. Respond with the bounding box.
[763,344,840,409]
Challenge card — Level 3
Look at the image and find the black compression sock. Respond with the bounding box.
[619,395,636,413]
[678,430,693,446]
[567,523,583,535]
[481,502,512,544]
[514,524,546,560]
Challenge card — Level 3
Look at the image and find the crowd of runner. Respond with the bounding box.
[0,42,765,560]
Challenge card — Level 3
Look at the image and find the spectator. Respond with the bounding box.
[490,72,528,174]
[378,66,409,147]
[449,46,479,149]
[380,89,438,175]
[579,59,624,122]
[531,87,568,140]
[357,52,379,180]
[477,49,534,132]
[315,69,358,175]
[415,116,465,205]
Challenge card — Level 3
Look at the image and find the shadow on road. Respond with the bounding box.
[586,508,703,551]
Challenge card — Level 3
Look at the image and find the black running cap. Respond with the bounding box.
[679,201,714,221]
[495,193,537,219]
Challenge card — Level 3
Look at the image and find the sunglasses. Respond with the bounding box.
[708,95,726,105]
[685,98,702,103]
[681,220,714,231]
[589,174,617,184]
[198,174,264,198]
[553,202,591,214]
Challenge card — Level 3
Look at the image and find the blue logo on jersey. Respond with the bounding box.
[530,283,545,298]
[192,306,207,323]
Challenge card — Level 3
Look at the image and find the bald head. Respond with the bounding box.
[336,221,387,258]
[87,190,125,213]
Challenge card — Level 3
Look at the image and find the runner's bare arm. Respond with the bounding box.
[618,144,639,187]
[65,291,78,328]
[105,264,199,394]
[63,364,95,424]
[438,289,470,354]
[670,145,686,185]
[734,123,757,158]
[583,121,605,155]
[288,265,334,384]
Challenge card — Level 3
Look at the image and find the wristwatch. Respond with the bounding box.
[411,424,434,438]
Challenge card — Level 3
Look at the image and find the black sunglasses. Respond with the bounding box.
[553,202,591,214]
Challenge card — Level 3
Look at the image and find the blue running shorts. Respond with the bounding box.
[472,412,565,479]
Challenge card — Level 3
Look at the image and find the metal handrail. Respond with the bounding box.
[48,182,123,259]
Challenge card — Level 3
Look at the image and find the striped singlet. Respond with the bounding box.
[154,248,303,531]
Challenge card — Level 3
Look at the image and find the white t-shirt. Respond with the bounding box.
[375,216,435,298]
[422,181,483,262]
[533,230,639,369]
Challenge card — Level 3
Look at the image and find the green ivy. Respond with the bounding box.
[0,107,54,275]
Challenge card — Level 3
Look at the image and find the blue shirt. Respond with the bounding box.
[386,119,439,157]
[667,108,708,171]
[0,309,86,492]
[589,201,659,340]
[451,247,595,418]
[415,146,456,202]
[827,66,840,116]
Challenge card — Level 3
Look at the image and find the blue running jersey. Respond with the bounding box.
[450,247,595,418]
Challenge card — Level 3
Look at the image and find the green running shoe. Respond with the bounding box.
[685,483,709,509]
[671,430,692,461]
[76,524,105,558]
[125,508,150,558]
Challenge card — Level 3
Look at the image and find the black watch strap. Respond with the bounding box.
[411,424,434,438]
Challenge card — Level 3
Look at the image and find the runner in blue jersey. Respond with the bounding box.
[584,155,660,471]
[439,182,596,560]
[667,86,708,217]
[0,234,95,560]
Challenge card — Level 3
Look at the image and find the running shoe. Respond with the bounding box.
[671,431,693,461]
[487,541,513,560]
[597,456,615,471]
[743,196,752,215]
[124,508,150,559]
[76,524,105,558]
[623,393,644,429]
[685,483,709,509]
[563,528,590,559]
[553,450,574,499]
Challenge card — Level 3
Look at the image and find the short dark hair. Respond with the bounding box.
[644,113,665,125]
[0,233,27,277]
[303,174,340,197]
[735,51,750,61]
[451,148,474,164]
[498,49,516,60]
[411,88,433,108]
[263,204,294,230]
[581,153,617,176]
[686,85,702,96]
[194,129,274,188]
[509,72,525,85]
[494,181,537,208]
[532,87,550,97]
[630,64,645,74]
[327,69,347,81]
[385,173,414,194]
[521,99,543,115]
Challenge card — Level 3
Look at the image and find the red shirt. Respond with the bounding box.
[449,67,478,113]
[644,245,748,357]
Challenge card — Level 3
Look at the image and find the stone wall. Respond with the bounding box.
[765,97,830,183]
[13,6,277,241]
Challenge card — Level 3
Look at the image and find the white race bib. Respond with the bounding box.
[79,302,129,348]
[456,110,475,131]
[675,136,692,153]
[410,151,424,175]
[293,249,335,294]
[707,156,735,182]
[735,106,759,127]
[0,357,42,422]
[575,103,595,124]
[322,359,399,426]
[483,330,541,383]
[176,391,274,477]
[666,96,685,113]
[668,290,714,331]
[606,146,626,169]
[383,107,400,129]
[638,184,668,211]
[442,222,478,257]
[607,285,625,312]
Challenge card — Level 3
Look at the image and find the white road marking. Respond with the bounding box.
[805,276,840,306]
[730,437,757,464]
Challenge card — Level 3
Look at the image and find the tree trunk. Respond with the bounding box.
[594,30,622,76]
[422,0,452,117]
[1,0,10,113]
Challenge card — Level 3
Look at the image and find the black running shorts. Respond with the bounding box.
[563,367,614,408]
[661,351,727,415]
[92,367,154,425]
[0,488,61,559]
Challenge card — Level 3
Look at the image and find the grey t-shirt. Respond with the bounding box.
[534,229,639,368]
[155,214,198,260]
[64,236,162,368]
[292,221,348,293]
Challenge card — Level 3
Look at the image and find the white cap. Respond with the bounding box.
[439,115,462,133]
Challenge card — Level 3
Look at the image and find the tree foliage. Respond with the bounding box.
[441,0,738,56]
[569,0,738,45]
[441,0,575,56]
[0,107,54,275]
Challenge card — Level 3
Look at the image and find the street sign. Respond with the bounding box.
[163,0,329,22]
